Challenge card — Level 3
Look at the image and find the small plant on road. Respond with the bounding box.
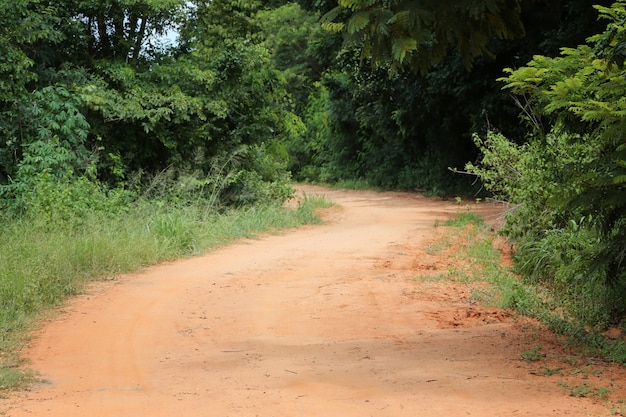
[521,345,544,362]
[559,382,611,399]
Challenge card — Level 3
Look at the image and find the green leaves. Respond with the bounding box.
[322,0,525,73]
[0,1,59,100]
[391,36,417,63]
[57,0,187,64]
[346,10,370,34]
[472,1,626,327]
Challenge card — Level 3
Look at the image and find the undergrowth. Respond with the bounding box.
[0,186,331,392]
[435,210,626,364]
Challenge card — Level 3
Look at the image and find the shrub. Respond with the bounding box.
[468,1,626,328]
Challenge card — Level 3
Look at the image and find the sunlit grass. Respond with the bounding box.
[430,210,626,364]
[0,193,332,391]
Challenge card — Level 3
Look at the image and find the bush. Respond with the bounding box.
[467,1,626,329]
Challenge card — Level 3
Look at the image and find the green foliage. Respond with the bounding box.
[0,1,63,183]
[321,0,525,73]
[285,0,609,196]
[0,1,60,100]
[48,0,187,66]
[558,382,611,399]
[217,144,296,207]
[422,203,626,363]
[184,0,263,48]
[0,0,300,211]
[0,85,98,210]
[289,52,505,194]
[0,365,33,393]
[0,0,612,203]
[429,208,626,362]
[445,211,484,227]
[520,345,544,362]
[467,129,625,327]
[258,3,335,113]
[0,178,328,388]
[10,173,134,226]
[466,130,599,240]
[468,0,626,328]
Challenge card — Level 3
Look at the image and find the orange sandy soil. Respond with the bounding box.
[4,185,626,416]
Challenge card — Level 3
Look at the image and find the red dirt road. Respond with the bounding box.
[4,186,626,416]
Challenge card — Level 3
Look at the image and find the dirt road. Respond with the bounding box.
[4,186,626,416]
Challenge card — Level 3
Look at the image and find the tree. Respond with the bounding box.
[258,3,339,113]
[0,0,61,182]
[283,0,612,194]
[321,0,526,73]
[179,0,263,50]
[468,0,626,326]
[0,0,302,208]
[47,0,186,67]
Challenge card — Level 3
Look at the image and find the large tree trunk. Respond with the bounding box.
[96,14,111,57]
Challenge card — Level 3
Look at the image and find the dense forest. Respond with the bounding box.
[0,0,611,202]
[4,0,626,355]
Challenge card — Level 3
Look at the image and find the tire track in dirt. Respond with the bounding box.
[3,185,626,416]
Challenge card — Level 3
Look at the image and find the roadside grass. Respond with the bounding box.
[443,210,484,228]
[432,210,626,412]
[285,179,380,192]
[558,382,612,400]
[432,210,626,364]
[0,193,332,392]
[331,179,377,191]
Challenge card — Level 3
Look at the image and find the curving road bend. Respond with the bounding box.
[2,186,619,417]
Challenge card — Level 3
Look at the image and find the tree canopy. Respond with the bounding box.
[321,0,526,72]
[0,0,302,208]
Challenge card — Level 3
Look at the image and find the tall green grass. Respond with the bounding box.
[0,193,332,391]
